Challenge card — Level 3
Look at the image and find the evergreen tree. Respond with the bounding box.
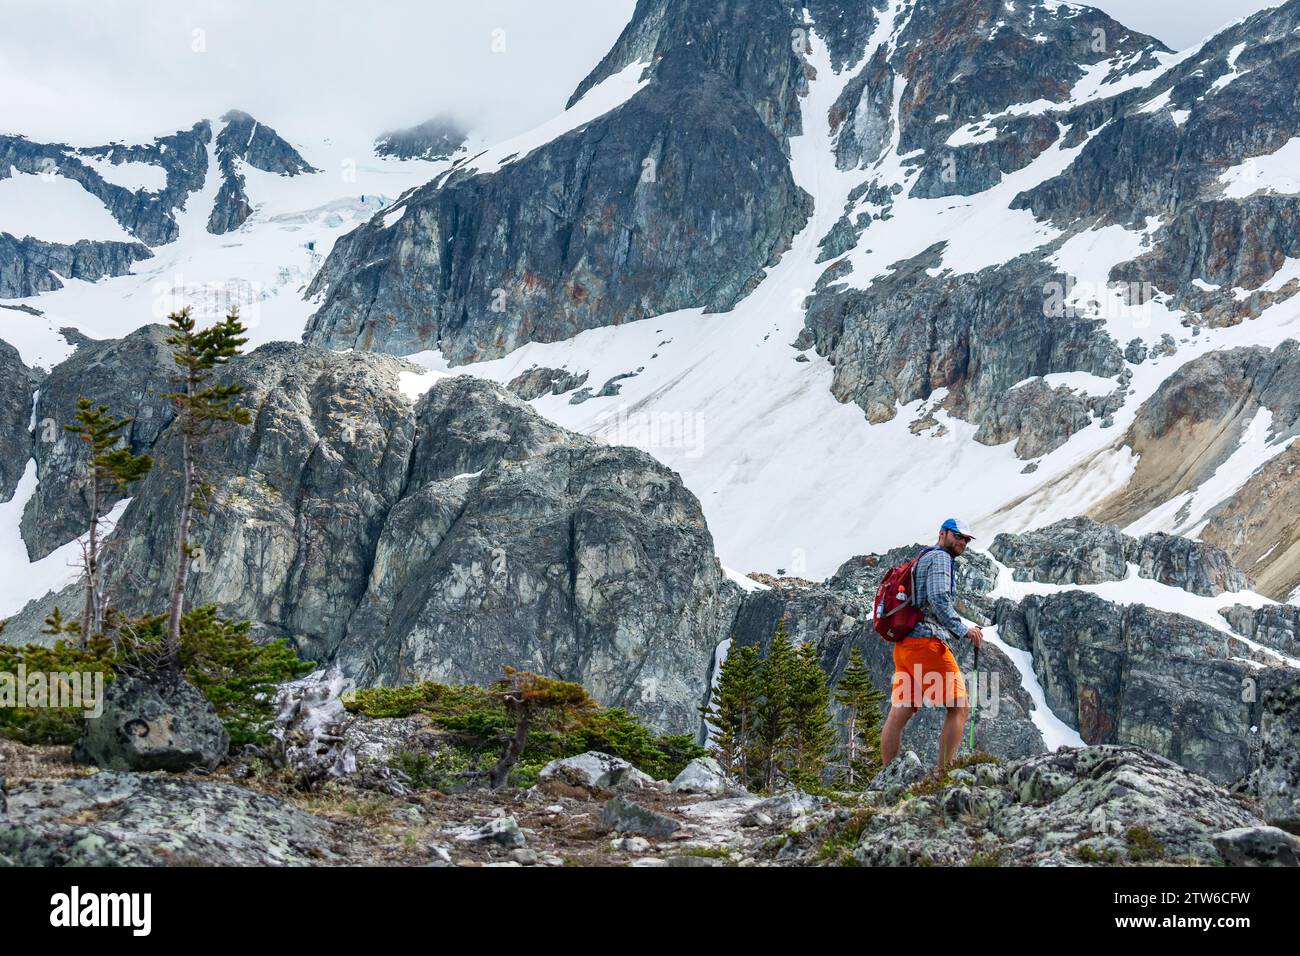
[753,622,795,791]
[835,646,887,788]
[65,398,153,648]
[785,641,836,789]
[41,607,79,640]
[702,641,761,787]
[162,306,250,670]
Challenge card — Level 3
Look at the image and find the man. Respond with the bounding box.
[880,518,984,770]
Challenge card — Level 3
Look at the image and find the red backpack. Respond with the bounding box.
[872,547,940,642]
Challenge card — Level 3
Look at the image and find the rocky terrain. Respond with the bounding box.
[374,116,469,162]
[3,0,1300,869]
[2,340,739,736]
[0,111,319,298]
[302,0,816,360]
[3,732,1295,867]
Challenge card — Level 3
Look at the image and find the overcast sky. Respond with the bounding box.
[0,0,1283,147]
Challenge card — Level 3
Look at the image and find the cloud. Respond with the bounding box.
[0,0,635,145]
[1078,0,1283,49]
[0,1,1280,148]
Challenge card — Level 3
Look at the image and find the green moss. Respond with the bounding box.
[814,808,877,862]
[967,848,1006,867]
[898,753,1001,803]
[1076,843,1122,864]
[673,846,733,861]
[1125,826,1166,863]
[950,752,1002,769]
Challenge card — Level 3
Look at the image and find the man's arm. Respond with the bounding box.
[923,552,969,640]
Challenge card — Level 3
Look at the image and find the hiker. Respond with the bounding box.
[879,518,984,771]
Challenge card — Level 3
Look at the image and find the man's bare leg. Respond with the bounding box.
[938,702,970,770]
[881,704,919,766]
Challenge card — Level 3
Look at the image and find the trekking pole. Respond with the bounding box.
[968,645,979,753]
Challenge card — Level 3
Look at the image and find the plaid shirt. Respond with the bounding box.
[909,547,969,643]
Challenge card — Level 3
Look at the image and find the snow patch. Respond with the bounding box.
[0,170,136,244]
[455,60,650,179]
[1219,136,1300,198]
[0,461,132,620]
[723,567,769,593]
[76,152,168,193]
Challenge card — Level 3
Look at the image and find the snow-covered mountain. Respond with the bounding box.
[1,0,1298,799]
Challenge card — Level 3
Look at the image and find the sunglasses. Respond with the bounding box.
[950,532,973,543]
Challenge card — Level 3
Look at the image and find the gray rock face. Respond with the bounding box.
[375,115,468,161]
[0,771,335,865]
[569,0,810,142]
[304,18,812,362]
[0,233,153,298]
[0,121,210,247]
[538,751,657,796]
[72,674,230,772]
[1238,666,1300,834]
[803,250,1125,447]
[208,110,318,235]
[333,375,739,734]
[601,796,680,837]
[1213,826,1300,866]
[973,378,1098,460]
[1115,196,1300,329]
[866,750,926,803]
[1129,531,1252,597]
[21,324,176,560]
[991,517,1131,586]
[1091,341,1300,599]
[1016,3,1300,232]
[994,593,1271,785]
[66,344,735,735]
[0,582,80,647]
[990,516,1251,596]
[1220,605,1300,658]
[850,745,1262,867]
[506,366,588,401]
[102,343,420,654]
[669,756,728,795]
[0,340,36,503]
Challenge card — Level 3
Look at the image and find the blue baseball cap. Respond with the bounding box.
[941,518,975,539]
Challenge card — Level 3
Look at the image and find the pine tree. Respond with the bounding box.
[835,646,887,788]
[162,306,251,671]
[65,398,153,648]
[41,607,79,640]
[753,622,795,791]
[785,641,836,789]
[702,641,761,787]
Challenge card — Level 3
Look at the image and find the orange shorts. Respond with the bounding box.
[891,636,967,708]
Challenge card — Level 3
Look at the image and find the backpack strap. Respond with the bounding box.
[911,546,955,635]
